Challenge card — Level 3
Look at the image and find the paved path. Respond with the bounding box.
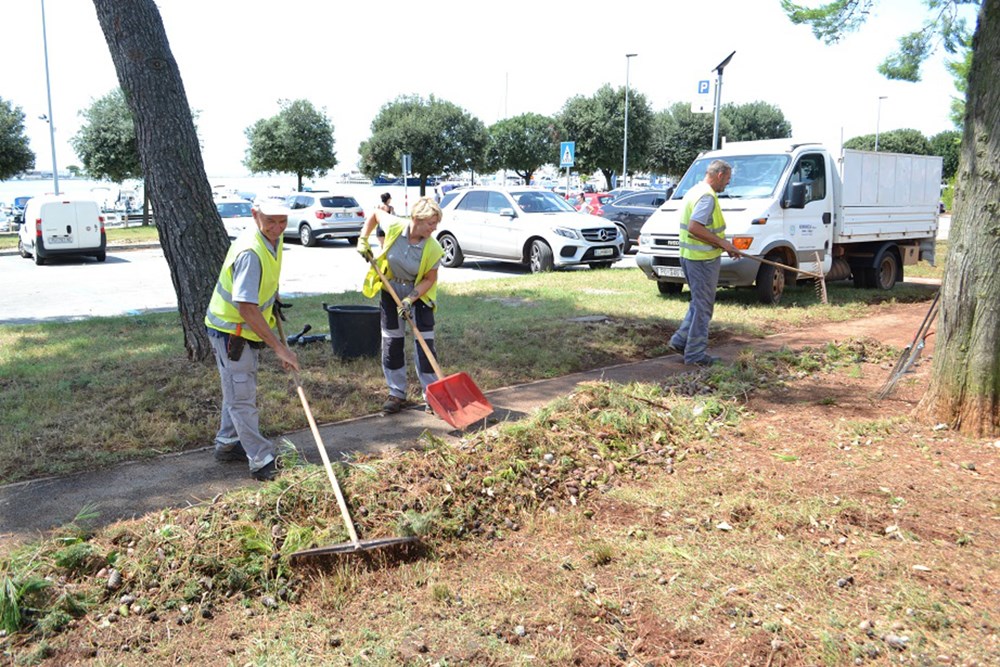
[0,297,938,547]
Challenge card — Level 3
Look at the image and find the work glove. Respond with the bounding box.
[357,236,373,262]
[396,296,415,322]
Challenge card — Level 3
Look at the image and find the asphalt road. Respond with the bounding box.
[0,240,638,324]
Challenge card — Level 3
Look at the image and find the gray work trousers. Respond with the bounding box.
[381,287,437,400]
[671,257,722,363]
[209,334,275,473]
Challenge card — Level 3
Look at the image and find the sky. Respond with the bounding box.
[0,0,975,181]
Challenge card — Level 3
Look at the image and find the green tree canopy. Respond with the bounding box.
[0,98,35,180]
[720,101,793,142]
[557,84,654,188]
[71,89,142,184]
[930,129,962,178]
[843,127,933,154]
[645,102,727,180]
[245,99,337,192]
[484,113,558,186]
[359,95,487,193]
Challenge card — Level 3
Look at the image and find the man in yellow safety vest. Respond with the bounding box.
[668,160,740,366]
[205,198,299,481]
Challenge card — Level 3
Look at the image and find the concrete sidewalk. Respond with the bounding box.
[0,301,935,546]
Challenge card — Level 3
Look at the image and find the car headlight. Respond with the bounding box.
[639,234,651,247]
[553,227,581,240]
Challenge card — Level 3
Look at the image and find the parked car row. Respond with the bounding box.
[435,187,623,273]
[214,191,366,246]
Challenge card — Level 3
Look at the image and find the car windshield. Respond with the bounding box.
[217,202,252,218]
[511,190,576,214]
[672,155,790,200]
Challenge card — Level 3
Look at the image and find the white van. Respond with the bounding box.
[17,196,107,265]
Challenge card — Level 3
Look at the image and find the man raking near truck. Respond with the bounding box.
[668,160,741,366]
[637,140,942,304]
[205,198,299,481]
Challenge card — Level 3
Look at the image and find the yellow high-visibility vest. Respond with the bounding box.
[679,181,726,261]
[205,229,282,342]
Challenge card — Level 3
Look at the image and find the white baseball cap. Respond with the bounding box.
[253,197,291,217]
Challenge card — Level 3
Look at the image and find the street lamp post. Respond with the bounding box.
[40,0,59,195]
[622,53,637,189]
[874,95,888,152]
[711,51,736,150]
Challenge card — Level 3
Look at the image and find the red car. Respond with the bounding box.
[574,192,612,216]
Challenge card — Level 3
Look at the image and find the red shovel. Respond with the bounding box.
[368,257,493,429]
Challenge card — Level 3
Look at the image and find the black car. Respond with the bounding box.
[600,188,671,254]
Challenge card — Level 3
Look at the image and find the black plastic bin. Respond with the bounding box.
[323,304,380,359]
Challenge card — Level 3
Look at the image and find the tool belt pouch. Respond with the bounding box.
[227,335,247,362]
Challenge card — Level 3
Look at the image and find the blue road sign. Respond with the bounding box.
[698,80,710,95]
[560,141,575,168]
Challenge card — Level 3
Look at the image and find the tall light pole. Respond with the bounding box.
[711,51,736,150]
[40,0,59,194]
[622,53,637,189]
[874,95,888,152]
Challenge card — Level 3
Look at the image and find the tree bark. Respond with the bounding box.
[919,0,1000,436]
[91,0,229,361]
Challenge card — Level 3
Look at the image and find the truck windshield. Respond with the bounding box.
[671,155,790,200]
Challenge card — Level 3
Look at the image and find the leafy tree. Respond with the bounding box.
[946,39,972,127]
[244,99,337,193]
[484,113,558,186]
[645,103,727,179]
[92,0,230,361]
[843,128,933,154]
[0,98,35,180]
[784,0,1000,436]
[67,165,83,178]
[720,101,793,142]
[929,129,962,178]
[359,95,487,194]
[71,89,141,184]
[557,84,654,188]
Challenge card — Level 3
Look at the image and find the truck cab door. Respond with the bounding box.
[782,152,833,274]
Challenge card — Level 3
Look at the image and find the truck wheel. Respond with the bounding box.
[657,281,683,295]
[33,249,46,266]
[439,233,464,268]
[755,258,786,304]
[529,240,554,273]
[95,251,107,262]
[874,251,899,290]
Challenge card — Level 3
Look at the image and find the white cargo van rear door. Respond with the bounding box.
[72,201,103,250]
[39,200,81,250]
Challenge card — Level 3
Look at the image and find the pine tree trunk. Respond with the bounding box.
[91,0,229,361]
[919,0,1000,436]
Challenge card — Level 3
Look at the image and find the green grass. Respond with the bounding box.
[0,265,936,484]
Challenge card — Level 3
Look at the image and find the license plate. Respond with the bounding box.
[654,265,684,278]
[594,247,614,257]
[336,212,352,218]
[48,236,72,244]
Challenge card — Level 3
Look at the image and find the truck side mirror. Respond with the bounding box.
[784,182,807,209]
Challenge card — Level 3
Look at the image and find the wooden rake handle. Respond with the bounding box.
[735,250,824,280]
[275,317,361,548]
[367,256,445,380]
